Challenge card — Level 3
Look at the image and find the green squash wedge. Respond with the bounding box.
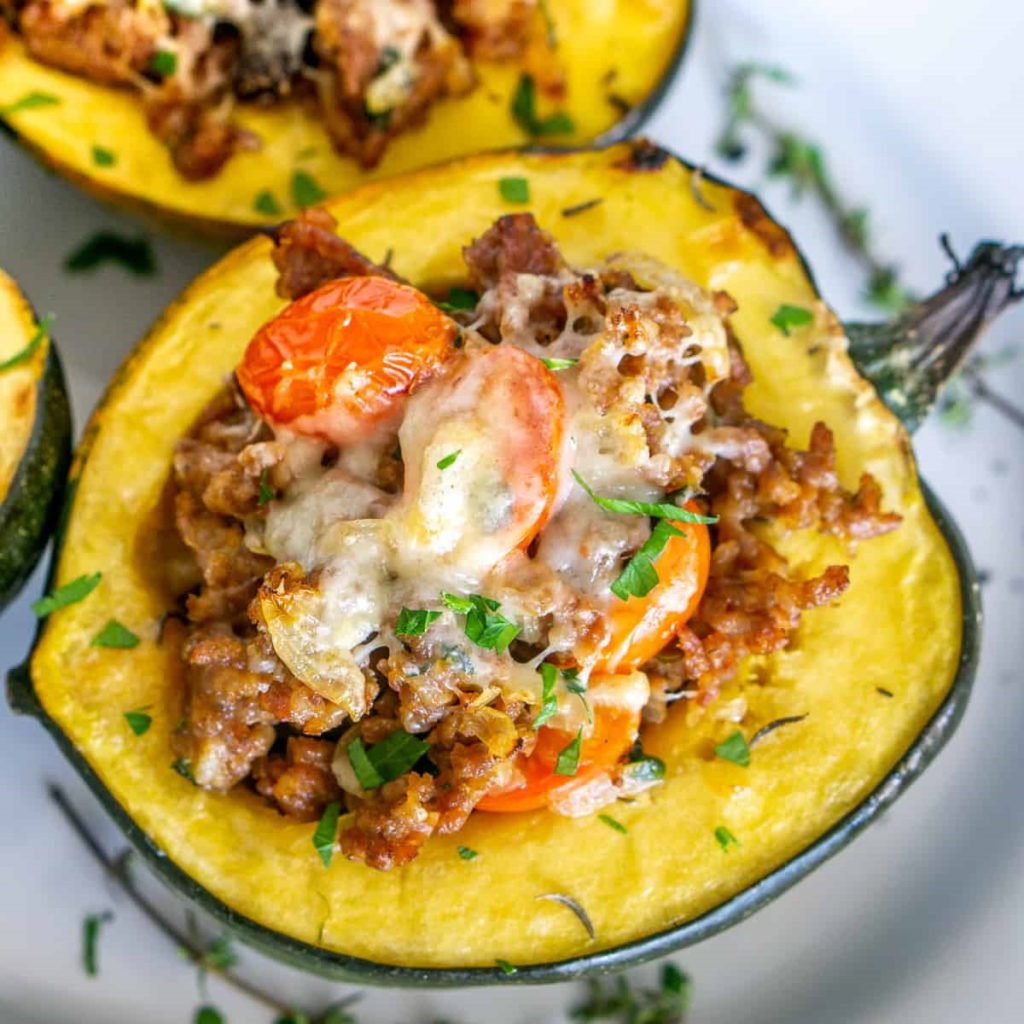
[0,0,692,235]
[9,142,1021,984]
[0,269,71,610]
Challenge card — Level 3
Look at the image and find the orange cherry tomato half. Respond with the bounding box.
[237,276,457,445]
[596,506,711,674]
[477,703,639,814]
[481,345,567,550]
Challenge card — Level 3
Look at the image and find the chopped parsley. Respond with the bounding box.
[123,709,152,736]
[554,728,583,776]
[436,449,461,470]
[32,572,102,617]
[435,286,479,313]
[312,801,341,867]
[65,232,157,276]
[348,731,430,791]
[626,743,666,782]
[510,74,575,137]
[574,471,717,524]
[496,958,518,976]
[441,592,520,653]
[713,730,750,767]
[599,813,627,834]
[610,521,683,601]
[770,303,814,335]
[541,357,578,371]
[876,686,895,698]
[82,911,112,977]
[457,845,478,861]
[292,170,327,208]
[150,49,178,77]
[395,607,442,637]
[499,176,530,204]
[533,662,560,728]
[194,1008,225,1024]
[1,91,60,116]
[253,189,283,217]
[562,668,592,722]
[257,468,276,506]
[91,619,140,649]
[91,146,116,168]
[171,758,195,782]
[0,313,52,372]
[715,825,740,852]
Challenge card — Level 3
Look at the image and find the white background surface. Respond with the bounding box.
[2,0,1023,1021]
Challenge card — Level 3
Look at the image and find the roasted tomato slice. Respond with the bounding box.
[237,276,457,444]
[477,675,643,814]
[597,506,711,673]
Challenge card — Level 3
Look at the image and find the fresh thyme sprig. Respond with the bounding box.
[571,963,691,1023]
[47,784,341,1021]
[50,781,692,1022]
[718,62,1023,433]
[716,63,911,312]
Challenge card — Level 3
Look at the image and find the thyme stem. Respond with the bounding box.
[717,64,908,311]
[963,368,1024,431]
[47,783,293,1017]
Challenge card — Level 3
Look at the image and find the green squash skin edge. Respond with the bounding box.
[0,341,72,609]
[5,143,981,985]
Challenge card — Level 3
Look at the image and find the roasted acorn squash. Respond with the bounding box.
[0,0,691,235]
[0,269,70,610]
[11,142,995,983]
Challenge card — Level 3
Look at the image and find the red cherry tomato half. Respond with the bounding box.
[237,276,457,445]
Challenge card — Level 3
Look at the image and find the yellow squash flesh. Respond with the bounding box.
[0,269,44,504]
[30,144,962,969]
[0,0,689,233]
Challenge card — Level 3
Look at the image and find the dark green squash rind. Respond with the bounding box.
[0,342,71,608]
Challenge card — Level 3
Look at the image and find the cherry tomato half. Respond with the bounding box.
[237,276,457,444]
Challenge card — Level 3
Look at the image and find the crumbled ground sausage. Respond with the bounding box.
[18,0,167,85]
[272,207,399,300]
[163,211,901,867]
[253,737,343,821]
[314,0,475,168]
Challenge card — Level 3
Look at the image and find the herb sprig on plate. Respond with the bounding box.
[716,62,910,311]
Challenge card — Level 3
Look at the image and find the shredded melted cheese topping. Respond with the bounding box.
[245,254,727,751]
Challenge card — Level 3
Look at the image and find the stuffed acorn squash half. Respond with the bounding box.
[14,142,1020,984]
[0,269,70,611]
[0,0,691,234]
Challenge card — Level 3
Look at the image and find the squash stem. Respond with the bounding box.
[46,783,300,1017]
[845,238,1023,432]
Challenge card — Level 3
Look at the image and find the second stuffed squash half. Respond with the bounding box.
[0,0,691,233]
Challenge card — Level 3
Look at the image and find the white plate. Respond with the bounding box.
[2,1,1022,1020]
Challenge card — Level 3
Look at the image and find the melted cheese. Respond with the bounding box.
[253,255,728,727]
